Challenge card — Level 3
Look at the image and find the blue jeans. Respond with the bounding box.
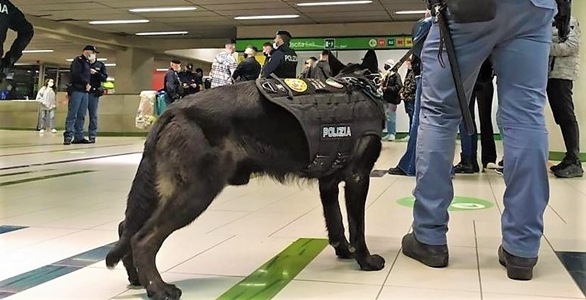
[64,90,89,141]
[459,96,478,158]
[404,100,415,131]
[384,103,397,135]
[396,76,422,176]
[88,94,100,139]
[412,0,554,258]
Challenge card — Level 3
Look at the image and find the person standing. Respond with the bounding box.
[64,45,95,145]
[547,15,582,178]
[87,51,108,143]
[261,31,298,79]
[36,78,57,134]
[309,50,332,81]
[164,59,182,104]
[210,39,238,88]
[401,0,556,281]
[232,46,262,82]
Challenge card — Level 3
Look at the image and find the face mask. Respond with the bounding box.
[273,42,279,50]
[88,54,96,61]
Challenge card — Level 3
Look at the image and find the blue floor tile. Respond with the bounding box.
[0,226,27,235]
[557,251,586,297]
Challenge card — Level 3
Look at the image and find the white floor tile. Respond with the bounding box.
[274,280,381,300]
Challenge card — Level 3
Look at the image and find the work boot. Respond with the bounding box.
[498,246,537,281]
[401,233,449,268]
[454,154,478,174]
[387,167,407,176]
[554,161,584,178]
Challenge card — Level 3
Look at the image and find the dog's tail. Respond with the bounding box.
[105,112,174,269]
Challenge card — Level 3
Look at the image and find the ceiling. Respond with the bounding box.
[11,0,427,68]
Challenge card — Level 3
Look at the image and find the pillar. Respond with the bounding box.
[115,47,155,94]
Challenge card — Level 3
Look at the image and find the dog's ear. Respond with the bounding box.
[328,52,347,77]
[360,49,379,74]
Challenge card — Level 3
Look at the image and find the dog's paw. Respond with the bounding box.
[358,254,385,271]
[146,282,182,300]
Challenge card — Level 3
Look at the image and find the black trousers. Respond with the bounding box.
[475,81,497,166]
[0,7,34,67]
[547,78,580,162]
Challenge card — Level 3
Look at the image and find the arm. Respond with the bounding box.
[35,87,45,101]
[165,72,178,99]
[232,61,245,80]
[98,64,108,82]
[262,51,283,78]
[71,59,89,86]
[551,20,580,57]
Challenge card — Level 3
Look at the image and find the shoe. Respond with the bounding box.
[495,168,504,176]
[63,140,72,145]
[550,160,571,173]
[484,162,498,171]
[553,163,584,178]
[453,154,478,174]
[71,139,91,144]
[498,160,504,167]
[398,135,410,142]
[89,138,96,144]
[387,167,407,176]
[498,246,537,281]
[39,129,45,134]
[51,129,57,133]
[401,233,449,268]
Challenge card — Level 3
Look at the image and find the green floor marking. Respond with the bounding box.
[0,170,96,187]
[217,238,329,300]
[397,196,494,211]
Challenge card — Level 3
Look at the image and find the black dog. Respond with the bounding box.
[106,54,386,300]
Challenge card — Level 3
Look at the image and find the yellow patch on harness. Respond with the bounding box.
[284,79,308,93]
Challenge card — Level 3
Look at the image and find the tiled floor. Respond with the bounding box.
[0,129,585,300]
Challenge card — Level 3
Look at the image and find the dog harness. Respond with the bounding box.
[256,74,385,177]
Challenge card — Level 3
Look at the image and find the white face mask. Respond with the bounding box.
[48,82,54,87]
[273,42,279,50]
[88,54,96,61]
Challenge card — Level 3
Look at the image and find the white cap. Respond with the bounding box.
[385,59,395,66]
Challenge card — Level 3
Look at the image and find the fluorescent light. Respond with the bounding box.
[104,63,116,67]
[22,49,54,53]
[135,31,188,36]
[235,15,299,20]
[395,10,428,15]
[106,77,115,81]
[156,68,169,72]
[89,19,149,25]
[297,1,372,6]
[130,6,197,13]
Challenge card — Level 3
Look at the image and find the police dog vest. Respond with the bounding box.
[256,76,385,176]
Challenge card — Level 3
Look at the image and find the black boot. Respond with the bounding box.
[454,154,476,174]
[498,246,537,281]
[471,155,480,173]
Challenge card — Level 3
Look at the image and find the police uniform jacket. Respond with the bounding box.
[164,69,182,102]
[550,17,580,81]
[262,44,298,79]
[70,55,91,93]
[89,60,108,96]
[233,56,262,82]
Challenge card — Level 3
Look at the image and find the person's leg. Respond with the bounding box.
[455,95,479,173]
[477,82,497,168]
[39,109,47,131]
[63,92,82,143]
[405,100,415,133]
[3,16,34,67]
[391,76,421,176]
[49,109,56,131]
[492,2,554,260]
[547,79,582,177]
[88,94,99,141]
[73,92,89,141]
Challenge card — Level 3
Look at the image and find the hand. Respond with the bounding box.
[86,84,91,91]
[90,69,98,74]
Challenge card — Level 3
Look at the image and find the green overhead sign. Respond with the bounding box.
[236,36,412,52]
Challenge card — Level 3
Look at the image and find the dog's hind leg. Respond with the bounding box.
[319,175,353,259]
[344,135,385,271]
[117,221,140,287]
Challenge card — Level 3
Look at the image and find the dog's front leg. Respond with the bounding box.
[344,175,385,271]
[319,175,352,259]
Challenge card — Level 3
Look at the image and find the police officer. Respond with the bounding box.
[164,59,182,104]
[87,50,108,143]
[261,31,298,79]
[64,45,95,145]
[232,46,261,82]
[179,63,199,96]
[0,0,34,71]
[401,0,556,281]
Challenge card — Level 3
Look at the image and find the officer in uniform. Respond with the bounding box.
[164,59,183,104]
[402,0,557,281]
[64,45,95,145]
[0,0,34,71]
[87,50,108,143]
[261,31,298,79]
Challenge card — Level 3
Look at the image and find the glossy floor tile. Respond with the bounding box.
[0,130,585,299]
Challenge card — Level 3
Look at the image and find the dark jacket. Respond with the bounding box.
[178,71,201,95]
[89,60,108,96]
[262,44,298,79]
[0,0,34,67]
[309,60,332,81]
[233,56,262,81]
[69,55,91,93]
[164,69,182,102]
[382,72,403,104]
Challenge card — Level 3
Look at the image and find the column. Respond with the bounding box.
[546,0,585,160]
[115,47,155,94]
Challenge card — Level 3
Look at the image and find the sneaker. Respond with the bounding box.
[553,163,584,178]
[495,168,504,176]
[401,233,449,268]
[387,134,396,141]
[398,135,410,142]
[498,246,537,281]
[484,162,498,170]
[550,160,571,173]
[39,129,45,134]
[63,140,72,145]
[498,160,504,167]
[51,129,57,133]
[387,167,407,176]
[71,139,91,144]
[89,138,96,144]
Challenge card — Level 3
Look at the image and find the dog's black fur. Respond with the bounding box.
[106,52,385,300]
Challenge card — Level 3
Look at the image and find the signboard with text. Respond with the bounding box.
[236,36,412,52]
